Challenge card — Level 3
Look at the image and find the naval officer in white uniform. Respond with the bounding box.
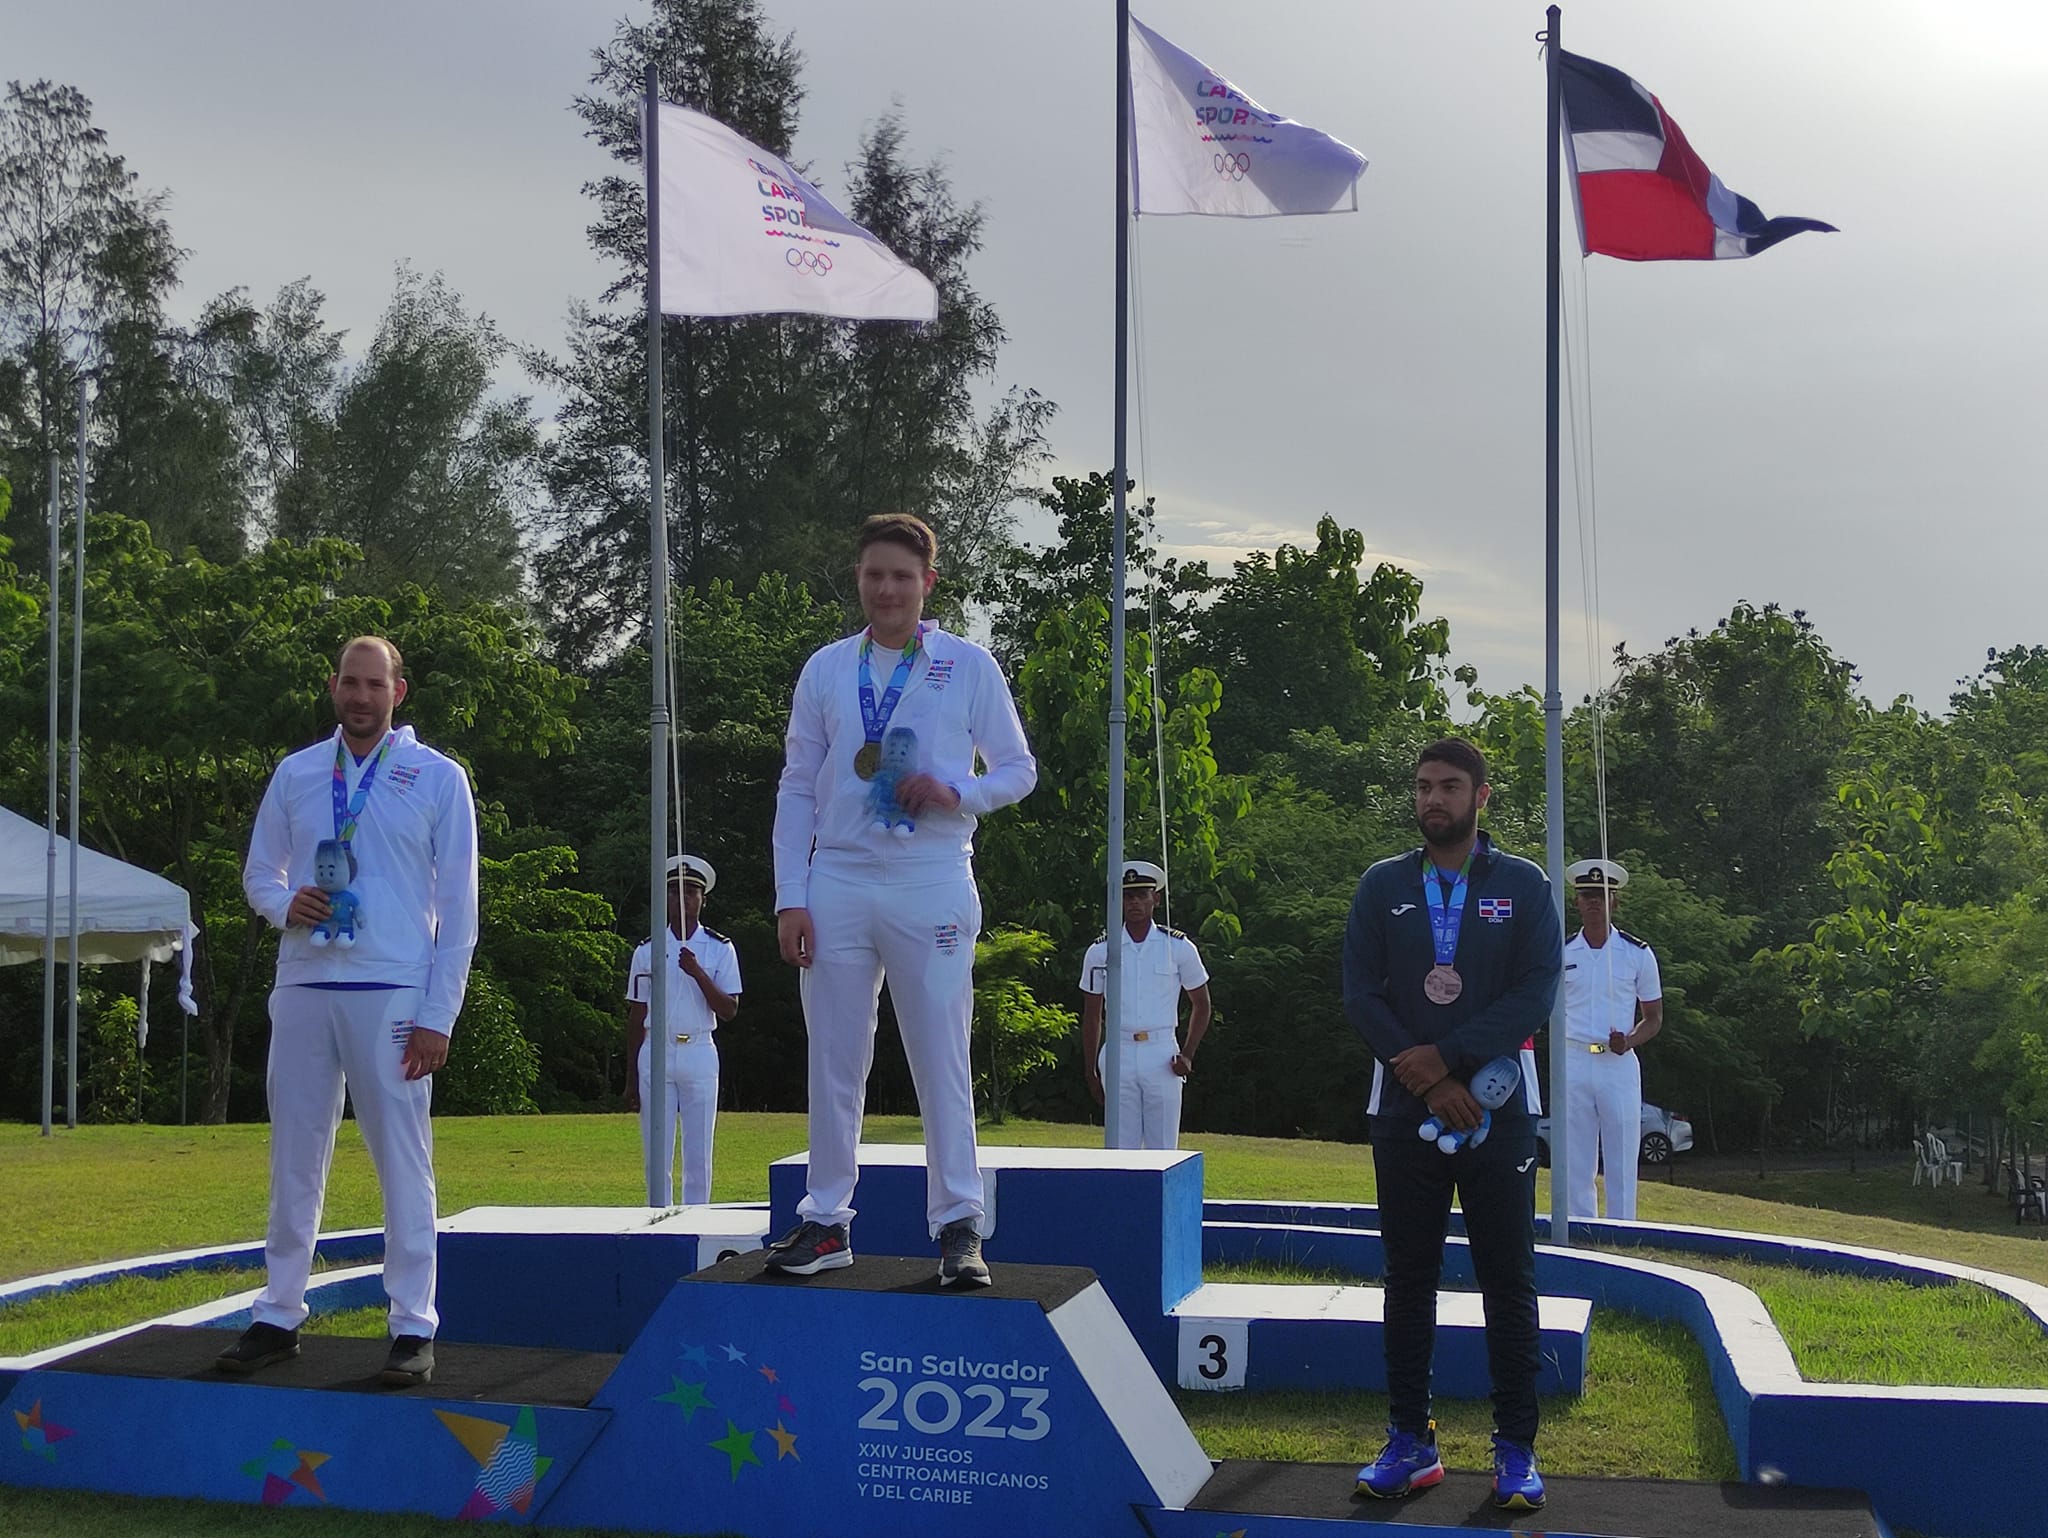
[1562,858,1664,1220]
[1080,861,1213,1150]
[626,854,740,1207]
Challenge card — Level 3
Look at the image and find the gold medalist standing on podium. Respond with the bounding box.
[221,636,479,1386]
[765,514,1036,1286]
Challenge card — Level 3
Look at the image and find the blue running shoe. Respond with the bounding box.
[1355,1424,1444,1499]
[1491,1435,1545,1510]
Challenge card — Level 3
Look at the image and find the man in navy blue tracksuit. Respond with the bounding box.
[1343,738,1562,1511]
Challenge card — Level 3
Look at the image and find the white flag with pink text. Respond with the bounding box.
[652,102,938,321]
[1128,16,1368,217]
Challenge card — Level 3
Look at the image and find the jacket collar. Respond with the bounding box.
[1410,830,1498,881]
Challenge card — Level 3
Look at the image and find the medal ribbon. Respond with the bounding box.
[1421,850,1476,968]
[857,624,925,749]
[331,733,395,847]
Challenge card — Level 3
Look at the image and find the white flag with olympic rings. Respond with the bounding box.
[652,102,939,321]
[1129,16,1368,218]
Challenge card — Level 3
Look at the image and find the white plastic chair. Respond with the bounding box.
[1914,1133,1962,1188]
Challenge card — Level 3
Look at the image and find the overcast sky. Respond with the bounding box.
[14,0,2047,711]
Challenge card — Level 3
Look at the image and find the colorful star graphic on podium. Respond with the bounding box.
[709,1420,761,1481]
[14,1401,73,1462]
[237,1437,329,1505]
[655,1377,715,1424]
[720,1343,748,1363]
[436,1406,553,1520]
[678,1342,712,1370]
[777,1392,796,1416]
[767,1421,800,1461]
[757,1364,780,1385]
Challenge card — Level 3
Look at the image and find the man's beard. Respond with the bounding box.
[1416,807,1477,850]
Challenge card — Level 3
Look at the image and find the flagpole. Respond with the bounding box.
[42,452,59,1138]
[1104,0,1133,1150]
[643,61,673,1205]
[67,378,87,1130]
[1542,4,1573,1246]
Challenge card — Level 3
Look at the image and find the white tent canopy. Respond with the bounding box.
[0,804,196,1014]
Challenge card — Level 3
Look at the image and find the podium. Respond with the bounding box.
[0,1148,1899,1536]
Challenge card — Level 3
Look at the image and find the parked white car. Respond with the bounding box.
[1535,1103,1694,1167]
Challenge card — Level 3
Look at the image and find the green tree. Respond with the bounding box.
[1603,602,1859,947]
[1193,515,1452,770]
[0,79,181,549]
[0,515,578,1123]
[471,846,632,1111]
[970,928,1075,1123]
[276,269,536,606]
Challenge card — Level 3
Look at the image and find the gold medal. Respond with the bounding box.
[1424,964,1464,1005]
[854,741,882,780]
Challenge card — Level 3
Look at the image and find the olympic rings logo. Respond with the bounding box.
[786,248,833,275]
[1213,152,1251,181]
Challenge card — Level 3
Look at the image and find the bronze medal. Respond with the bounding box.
[854,741,882,780]
[1423,964,1464,1005]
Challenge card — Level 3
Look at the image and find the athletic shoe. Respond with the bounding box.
[761,1221,853,1276]
[937,1220,991,1288]
[1491,1435,1545,1510]
[381,1334,435,1386]
[1355,1424,1444,1499]
[214,1321,300,1375]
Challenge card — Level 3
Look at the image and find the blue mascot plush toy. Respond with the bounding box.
[1418,1054,1522,1154]
[308,837,363,948]
[867,725,919,839]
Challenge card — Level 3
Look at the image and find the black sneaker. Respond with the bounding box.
[214,1321,300,1374]
[938,1219,991,1288]
[381,1334,435,1386]
[761,1221,853,1276]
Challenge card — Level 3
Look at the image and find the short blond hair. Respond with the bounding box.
[337,635,404,684]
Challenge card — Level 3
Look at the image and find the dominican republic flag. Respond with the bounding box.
[1560,50,1834,261]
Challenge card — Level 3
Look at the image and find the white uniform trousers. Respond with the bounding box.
[252,985,438,1337]
[796,867,984,1236]
[639,1034,720,1206]
[1098,1034,1183,1150]
[1566,1044,1642,1221]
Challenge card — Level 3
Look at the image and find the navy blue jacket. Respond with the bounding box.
[1343,833,1563,1127]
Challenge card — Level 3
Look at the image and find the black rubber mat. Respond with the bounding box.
[1187,1461,1885,1536]
[688,1251,1097,1312]
[45,1326,619,1407]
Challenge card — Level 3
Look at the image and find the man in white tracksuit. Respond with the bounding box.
[626,854,740,1206]
[1561,859,1664,1221]
[223,635,478,1386]
[765,513,1036,1286]
[1081,861,1212,1150]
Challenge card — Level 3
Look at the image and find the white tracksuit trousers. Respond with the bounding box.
[1566,1045,1642,1220]
[796,867,984,1237]
[639,1036,720,1206]
[252,985,438,1336]
[1098,1036,1184,1150]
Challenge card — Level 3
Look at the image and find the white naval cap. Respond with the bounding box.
[1119,859,1167,892]
[666,853,717,894]
[1565,857,1628,889]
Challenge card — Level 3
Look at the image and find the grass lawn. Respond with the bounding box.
[1595,1244,2048,1388]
